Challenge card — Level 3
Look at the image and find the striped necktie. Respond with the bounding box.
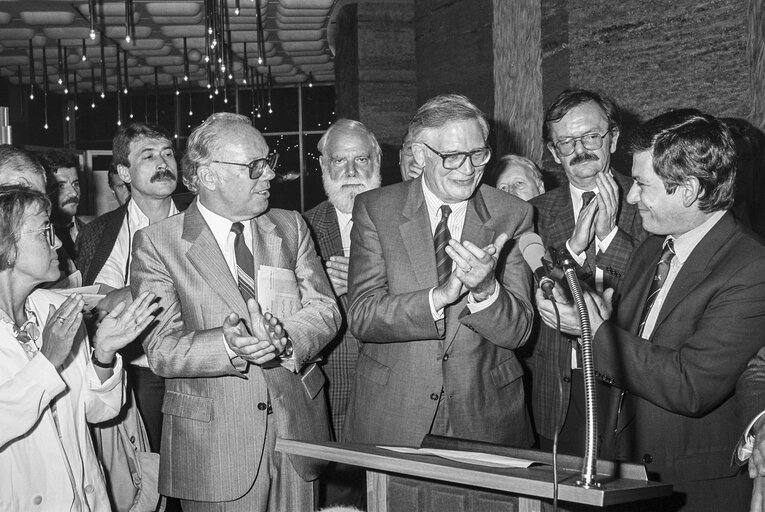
[434,205,452,285]
[231,222,257,302]
[637,238,675,338]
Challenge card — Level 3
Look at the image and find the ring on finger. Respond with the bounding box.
[57,317,65,325]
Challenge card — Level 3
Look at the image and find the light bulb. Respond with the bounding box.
[123,87,128,94]
[176,90,180,96]
[126,35,131,43]
[66,115,70,121]
[44,123,49,129]
[188,110,193,116]
[89,29,96,40]
[91,102,95,108]
[117,120,121,126]
[64,87,69,94]
[183,75,188,82]
[74,105,79,111]
[235,8,240,15]
[29,93,34,100]
[258,57,263,65]
[58,78,63,85]
[82,55,87,62]
[100,92,105,98]
[224,97,228,104]
[129,113,134,119]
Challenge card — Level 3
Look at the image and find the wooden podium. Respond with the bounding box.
[277,436,672,512]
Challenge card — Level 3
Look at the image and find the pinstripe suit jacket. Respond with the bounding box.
[526,171,645,440]
[303,200,359,441]
[344,178,535,447]
[130,199,340,502]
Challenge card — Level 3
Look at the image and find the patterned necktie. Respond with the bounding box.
[230,222,257,302]
[637,238,675,337]
[434,205,452,285]
[581,190,596,209]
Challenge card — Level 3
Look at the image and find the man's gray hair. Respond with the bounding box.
[0,145,45,185]
[182,112,252,192]
[408,94,490,141]
[317,118,381,158]
[494,154,544,185]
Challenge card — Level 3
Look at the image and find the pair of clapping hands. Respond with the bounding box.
[42,291,158,371]
[223,298,290,366]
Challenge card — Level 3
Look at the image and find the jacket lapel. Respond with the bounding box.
[183,201,248,320]
[400,179,440,290]
[617,236,663,334]
[321,203,345,258]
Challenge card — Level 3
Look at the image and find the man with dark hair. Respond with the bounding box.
[344,94,535,447]
[526,88,645,455]
[536,109,765,512]
[0,145,46,192]
[40,150,83,277]
[76,121,186,452]
[108,163,131,206]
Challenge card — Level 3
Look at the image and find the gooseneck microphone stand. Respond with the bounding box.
[559,256,601,489]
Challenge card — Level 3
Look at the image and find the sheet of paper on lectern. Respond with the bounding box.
[379,446,536,469]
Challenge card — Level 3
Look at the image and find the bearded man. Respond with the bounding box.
[304,118,382,440]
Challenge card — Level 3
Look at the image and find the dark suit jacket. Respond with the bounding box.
[596,212,765,494]
[130,200,341,501]
[54,216,85,277]
[344,177,535,447]
[304,200,360,441]
[526,171,645,440]
[75,195,191,286]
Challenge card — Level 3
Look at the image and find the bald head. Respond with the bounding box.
[0,145,46,192]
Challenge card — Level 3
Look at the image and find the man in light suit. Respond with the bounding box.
[130,113,341,511]
[304,118,382,441]
[537,109,765,512]
[344,94,535,447]
[526,89,645,454]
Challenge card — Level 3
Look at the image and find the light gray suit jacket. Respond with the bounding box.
[344,178,535,448]
[130,200,341,502]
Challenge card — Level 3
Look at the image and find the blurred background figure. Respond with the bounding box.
[493,154,545,201]
[107,163,131,207]
[0,145,46,192]
[399,128,423,181]
[723,117,765,238]
[0,185,157,511]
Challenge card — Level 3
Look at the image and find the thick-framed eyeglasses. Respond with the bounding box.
[211,153,280,180]
[18,224,56,247]
[421,143,492,170]
[551,129,613,157]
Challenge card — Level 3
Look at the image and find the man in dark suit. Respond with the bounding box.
[131,112,340,511]
[344,94,535,447]
[304,118,382,441]
[526,89,645,454]
[75,122,186,452]
[537,109,765,512]
[40,150,84,278]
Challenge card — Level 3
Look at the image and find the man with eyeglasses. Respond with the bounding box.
[130,113,340,511]
[525,89,645,457]
[343,94,535,448]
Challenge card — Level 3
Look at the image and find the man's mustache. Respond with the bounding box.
[62,197,79,206]
[569,152,599,166]
[151,169,177,182]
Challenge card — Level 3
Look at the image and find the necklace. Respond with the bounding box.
[0,306,40,357]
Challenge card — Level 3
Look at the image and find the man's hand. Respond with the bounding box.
[222,299,279,365]
[406,161,424,180]
[752,475,765,512]
[594,172,619,241]
[536,286,613,336]
[447,233,510,302]
[41,294,84,369]
[263,311,289,355]
[95,286,133,315]
[568,198,598,255]
[326,255,349,297]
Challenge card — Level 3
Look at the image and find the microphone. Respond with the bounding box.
[519,232,556,298]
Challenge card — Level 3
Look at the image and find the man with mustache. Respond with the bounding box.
[76,122,189,456]
[41,150,84,278]
[525,89,645,457]
[305,119,382,442]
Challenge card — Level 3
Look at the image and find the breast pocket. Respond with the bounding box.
[356,351,391,387]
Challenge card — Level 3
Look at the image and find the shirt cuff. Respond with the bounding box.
[466,280,500,313]
[738,410,765,462]
[596,227,618,252]
[565,240,586,266]
[429,288,445,320]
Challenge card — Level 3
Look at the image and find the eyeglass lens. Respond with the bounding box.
[555,132,607,156]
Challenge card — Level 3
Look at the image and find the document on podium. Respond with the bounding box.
[379,446,537,469]
[258,265,301,372]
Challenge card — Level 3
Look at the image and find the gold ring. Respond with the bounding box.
[57,317,65,325]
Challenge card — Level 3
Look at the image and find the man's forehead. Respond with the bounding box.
[327,129,374,153]
[499,165,533,182]
[129,136,172,155]
[422,119,485,144]
[53,166,79,180]
[552,102,609,132]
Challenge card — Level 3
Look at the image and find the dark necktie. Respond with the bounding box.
[581,190,596,208]
[637,238,675,337]
[434,205,452,285]
[230,222,257,302]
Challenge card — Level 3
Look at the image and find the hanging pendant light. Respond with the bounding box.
[57,40,63,85]
[154,67,159,123]
[100,36,106,98]
[82,39,87,62]
[122,46,129,94]
[235,0,240,16]
[42,47,49,129]
[28,40,35,100]
[73,71,79,111]
[88,0,97,40]
[183,37,189,81]
[63,47,70,95]
[90,66,96,108]
[187,79,193,117]
[242,42,249,85]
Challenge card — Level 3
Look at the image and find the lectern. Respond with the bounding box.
[277,437,672,512]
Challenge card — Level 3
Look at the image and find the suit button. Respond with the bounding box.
[257,402,268,411]
[642,453,653,464]
[85,484,95,493]
[33,496,42,505]
[430,393,439,401]
[563,376,571,383]
[442,354,449,361]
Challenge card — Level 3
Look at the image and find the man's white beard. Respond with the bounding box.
[323,172,381,214]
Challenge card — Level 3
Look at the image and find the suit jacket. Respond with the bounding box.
[75,195,192,286]
[303,200,359,441]
[54,216,85,277]
[130,200,341,502]
[526,171,645,440]
[344,177,535,447]
[595,212,765,490]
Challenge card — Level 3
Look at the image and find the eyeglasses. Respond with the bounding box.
[18,224,56,247]
[551,129,613,157]
[421,143,492,170]
[211,153,279,180]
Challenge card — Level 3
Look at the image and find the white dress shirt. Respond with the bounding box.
[335,208,353,257]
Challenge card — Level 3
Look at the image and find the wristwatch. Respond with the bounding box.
[92,352,116,369]
[280,337,294,358]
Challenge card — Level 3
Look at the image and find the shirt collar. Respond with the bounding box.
[668,210,726,265]
[421,179,468,220]
[197,199,250,249]
[334,208,353,230]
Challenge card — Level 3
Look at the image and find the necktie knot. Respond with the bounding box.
[661,238,675,263]
[231,221,245,236]
[440,204,452,220]
[581,191,596,207]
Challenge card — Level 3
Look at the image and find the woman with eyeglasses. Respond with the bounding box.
[0,185,159,511]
